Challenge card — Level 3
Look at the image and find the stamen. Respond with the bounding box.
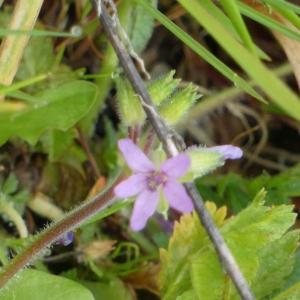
[147,171,167,191]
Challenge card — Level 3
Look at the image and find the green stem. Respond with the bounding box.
[0,197,28,238]
[0,0,44,86]
[0,73,48,97]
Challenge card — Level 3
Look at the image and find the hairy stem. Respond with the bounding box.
[95,1,255,299]
[0,174,122,288]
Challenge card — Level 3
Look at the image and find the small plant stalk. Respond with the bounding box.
[94,1,255,299]
[0,175,122,288]
[0,0,44,86]
[0,198,28,238]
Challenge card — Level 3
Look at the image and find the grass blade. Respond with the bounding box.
[178,0,300,121]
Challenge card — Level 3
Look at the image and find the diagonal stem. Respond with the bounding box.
[0,174,122,288]
[94,1,255,299]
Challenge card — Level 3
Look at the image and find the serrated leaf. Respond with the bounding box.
[253,231,299,298]
[0,269,94,300]
[160,204,227,300]
[223,203,296,242]
[281,250,300,292]
[160,194,298,300]
[0,81,97,145]
[273,281,300,300]
[159,212,204,299]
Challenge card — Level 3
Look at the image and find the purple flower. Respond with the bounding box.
[114,139,193,231]
[208,145,243,160]
[56,231,74,246]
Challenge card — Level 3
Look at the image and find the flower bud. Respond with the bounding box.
[185,147,225,179]
[159,83,201,126]
[116,77,145,126]
[147,70,180,105]
[184,145,243,179]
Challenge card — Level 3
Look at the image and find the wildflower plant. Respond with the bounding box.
[1,1,300,300]
[114,138,243,231]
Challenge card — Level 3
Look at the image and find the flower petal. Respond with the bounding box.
[114,174,147,198]
[161,153,190,179]
[130,189,159,231]
[118,139,155,172]
[208,145,243,160]
[57,232,74,246]
[163,179,193,212]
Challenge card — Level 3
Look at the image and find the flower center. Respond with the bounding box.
[147,171,167,191]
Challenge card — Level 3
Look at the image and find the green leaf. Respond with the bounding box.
[262,0,300,15]
[253,231,299,298]
[0,269,94,300]
[281,250,300,292]
[41,129,76,161]
[16,35,55,80]
[160,205,227,300]
[0,81,97,145]
[2,173,18,195]
[160,194,298,300]
[128,0,157,53]
[81,278,131,300]
[219,0,257,54]
[273,281,300,300]
[178,0,300,122]
[267,2,300,31]
[80,0,138,136]
[195,0,269,60]
[177,290,197,300]
[197,164,300,214]
[237,2,300,42]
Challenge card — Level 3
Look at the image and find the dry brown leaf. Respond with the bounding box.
[272,16,300,90]
[82,240,116,260]
[124,263,160,296]
[87,176,107,199]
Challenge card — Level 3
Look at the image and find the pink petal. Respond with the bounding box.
[114,174,147,198]
[118,139,155,173]
[163,179,193,212]
[208,145,243,160]
[161,153,190,179]
[130,189,159,231]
